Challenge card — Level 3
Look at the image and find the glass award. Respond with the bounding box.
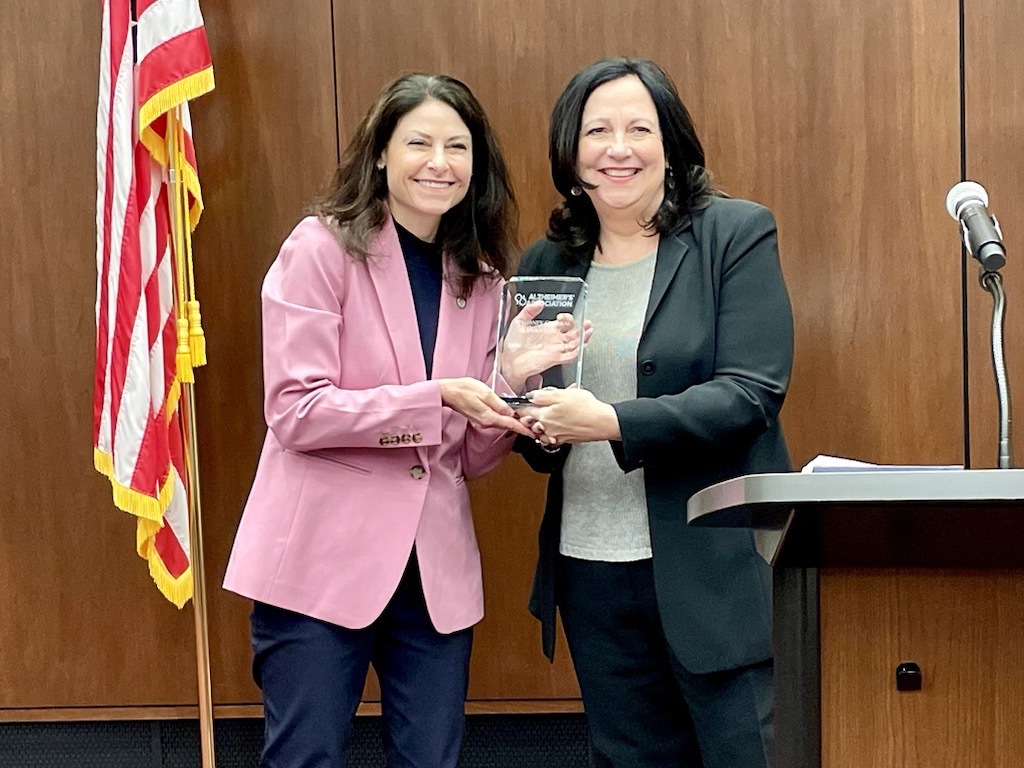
[491,276,588,406]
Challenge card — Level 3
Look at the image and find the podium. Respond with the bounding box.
[688,469,1024,768]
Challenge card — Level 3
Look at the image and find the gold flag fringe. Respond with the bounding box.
[94,447,176,525]
[138,517,194,609]
[97,449,191,606]
[167,379,182,421]
[138,68,215,136]
[140,129,204,229]
[94,447,114,477]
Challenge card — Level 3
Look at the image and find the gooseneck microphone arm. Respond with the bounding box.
[982,272,1013,469]
[946,181,1013,469]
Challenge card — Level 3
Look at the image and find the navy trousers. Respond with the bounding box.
[557,555,774,768]
[251,552,473,768]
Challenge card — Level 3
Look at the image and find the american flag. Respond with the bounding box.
[94,0,214,606]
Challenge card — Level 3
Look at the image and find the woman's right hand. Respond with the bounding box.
[438,378,535,437]
[499,301,592,393]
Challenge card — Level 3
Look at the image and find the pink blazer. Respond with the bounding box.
[223,216,514,634]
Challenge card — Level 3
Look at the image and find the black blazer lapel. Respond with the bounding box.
[644,230,691,335]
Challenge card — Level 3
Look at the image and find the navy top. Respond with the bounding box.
[394,219,443,379]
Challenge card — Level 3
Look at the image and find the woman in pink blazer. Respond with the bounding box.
[223,74,534,768]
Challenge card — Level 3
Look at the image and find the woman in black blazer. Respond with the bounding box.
[516,58,793,768]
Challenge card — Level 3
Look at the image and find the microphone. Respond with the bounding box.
[945,181,1006,272]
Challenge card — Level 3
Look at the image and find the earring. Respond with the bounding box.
[570,185,583,197]
[665,169,676,190]
[376,161,385,170]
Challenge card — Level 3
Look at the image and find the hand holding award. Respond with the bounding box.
[491,276,590,404]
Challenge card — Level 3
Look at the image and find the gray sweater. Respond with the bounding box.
[560,251,657,561]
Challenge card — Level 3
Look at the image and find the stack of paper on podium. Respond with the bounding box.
[800,454,963,473]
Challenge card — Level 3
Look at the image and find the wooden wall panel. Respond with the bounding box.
[820,569,1024,768]
[188,0,339,704]
[689,0,963,468]
[0,3,199,707]
[964,1,1024,468]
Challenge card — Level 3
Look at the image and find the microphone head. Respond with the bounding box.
[946,181,989,220]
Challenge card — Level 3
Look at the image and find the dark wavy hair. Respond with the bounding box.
[312,74,518,297]
[547,58,718,257]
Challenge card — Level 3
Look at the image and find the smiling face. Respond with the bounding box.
[379,99,473,241]
[576,75,666,225]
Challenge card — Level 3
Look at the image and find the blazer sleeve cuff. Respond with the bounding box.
[609,401,646,473]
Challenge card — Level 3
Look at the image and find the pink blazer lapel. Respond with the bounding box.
[431,268,479,381]
[366,217,427,385]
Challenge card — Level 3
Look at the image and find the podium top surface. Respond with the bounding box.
[687,469,1024,529]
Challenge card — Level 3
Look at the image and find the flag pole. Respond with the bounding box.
[167,104,217,768]
[181,380,217,768]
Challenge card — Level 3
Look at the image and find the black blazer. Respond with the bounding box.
[516,197,794,674]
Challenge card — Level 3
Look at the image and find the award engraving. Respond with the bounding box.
[491,276,588,405]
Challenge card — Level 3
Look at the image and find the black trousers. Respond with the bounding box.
[557,555,773,768]
[250,552,473,768]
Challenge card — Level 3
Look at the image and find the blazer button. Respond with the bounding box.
[410,465,426,480]
[640,360,656,375]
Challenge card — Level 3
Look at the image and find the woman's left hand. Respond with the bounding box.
[518,387,621,446]
[439,377,535,438]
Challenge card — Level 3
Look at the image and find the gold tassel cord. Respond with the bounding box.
[176,317,195,383]
[175,115,207,368]
[188,300,207,367]
[167,108,195,383]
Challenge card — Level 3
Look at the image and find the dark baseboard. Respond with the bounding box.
[0,713,589,767]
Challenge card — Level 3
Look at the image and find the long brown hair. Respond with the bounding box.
[312,74,518,297]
